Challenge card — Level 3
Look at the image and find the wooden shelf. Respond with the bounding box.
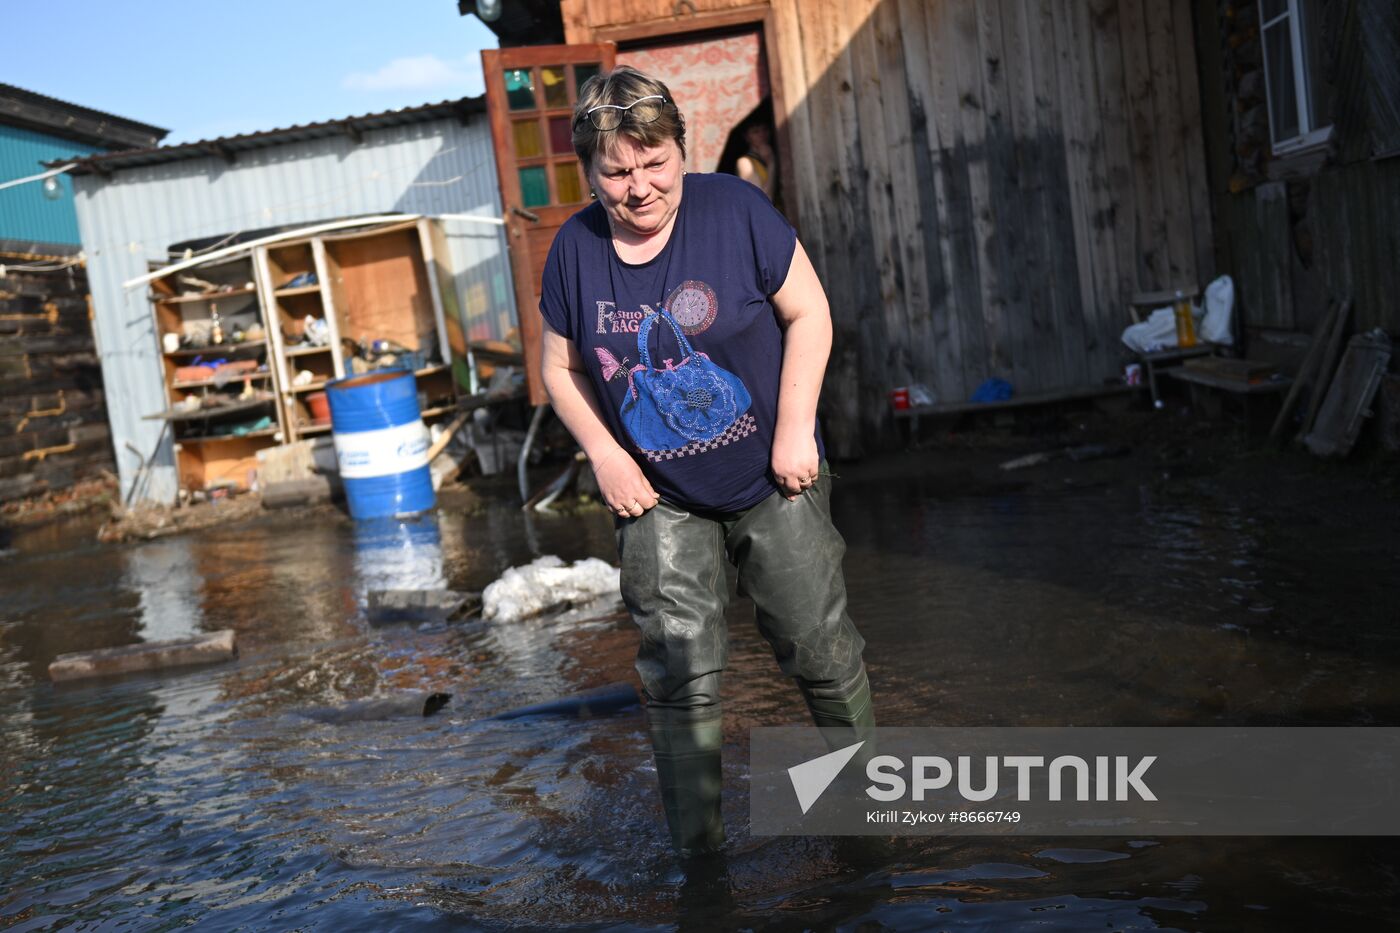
[1167,368,1291,394]
[147,224,462,496]
[163,339,267,358]
[284,344,333,357]
[178,427,279,443]
[155,286,258,304]
[150,252,283,497]
[275,284,322,297]
[145,395,276,422]
[172,372,272,389]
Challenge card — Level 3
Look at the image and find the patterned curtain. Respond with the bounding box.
[619,31,769,173]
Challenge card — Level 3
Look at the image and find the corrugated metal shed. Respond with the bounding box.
[0,124,101,246]
[70,96,515,505]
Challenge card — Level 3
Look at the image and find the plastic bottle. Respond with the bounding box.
[1173,290,1197,348]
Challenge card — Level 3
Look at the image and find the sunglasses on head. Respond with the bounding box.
[577,95,670,131]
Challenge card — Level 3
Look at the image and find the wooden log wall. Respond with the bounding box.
[1196,0,1400,342]
[563,0,1214,455]
[0,263,115,503]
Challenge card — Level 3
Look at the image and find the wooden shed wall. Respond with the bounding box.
[1195,0,1400,341]
[563,0,1214,456]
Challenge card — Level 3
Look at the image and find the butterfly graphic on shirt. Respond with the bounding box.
[594,347,633,382]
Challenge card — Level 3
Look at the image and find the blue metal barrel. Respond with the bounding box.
[327,370,434,519]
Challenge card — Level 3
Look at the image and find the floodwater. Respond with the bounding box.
[2,448,1398,931]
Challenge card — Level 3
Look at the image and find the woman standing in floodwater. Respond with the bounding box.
[538,66,875,859]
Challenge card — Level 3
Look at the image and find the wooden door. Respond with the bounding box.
[483,43,615,405]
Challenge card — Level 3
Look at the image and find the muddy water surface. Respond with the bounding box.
[2,452,1398,930]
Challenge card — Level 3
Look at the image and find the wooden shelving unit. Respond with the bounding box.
[255,238,344,442]
[259,218,460,442]
[146,217,469,495]
[147,254,285,495]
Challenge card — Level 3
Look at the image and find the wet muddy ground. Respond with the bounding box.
[2,411,1398,930]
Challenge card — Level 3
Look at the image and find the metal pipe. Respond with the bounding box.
[518,404,548,503]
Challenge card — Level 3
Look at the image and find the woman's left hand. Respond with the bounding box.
[771,431,820,501]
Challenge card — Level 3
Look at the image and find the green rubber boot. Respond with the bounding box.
[647,705,726,857]
[800,666,878,831]
[799,665,877,757]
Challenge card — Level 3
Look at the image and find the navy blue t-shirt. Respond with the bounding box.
[540,172,818,513]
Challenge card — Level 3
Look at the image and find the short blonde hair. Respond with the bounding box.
[572,66,686,172]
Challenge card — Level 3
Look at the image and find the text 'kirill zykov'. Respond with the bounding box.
[866,755,1158,802]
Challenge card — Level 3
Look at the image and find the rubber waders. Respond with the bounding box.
[647,705,726,857]
[800,665,877,758]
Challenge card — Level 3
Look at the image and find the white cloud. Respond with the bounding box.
[343,54,480,92]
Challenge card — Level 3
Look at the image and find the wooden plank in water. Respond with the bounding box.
[49,630,237,682]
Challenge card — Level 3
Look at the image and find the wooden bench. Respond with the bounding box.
[1167,357,1291,429]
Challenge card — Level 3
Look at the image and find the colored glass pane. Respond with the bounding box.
[554,163,583,204]
[504,68,535,110]
[519,166,549,207]
[513,120,544,158]
[542,66,569,108]
[548,116,573,154]
[574,63,601,91]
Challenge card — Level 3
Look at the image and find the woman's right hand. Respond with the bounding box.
[592,448,660,518]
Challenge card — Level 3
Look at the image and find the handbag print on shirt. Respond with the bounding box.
[620,310,753,454]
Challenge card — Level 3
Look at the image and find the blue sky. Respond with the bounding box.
[7,1,499,146]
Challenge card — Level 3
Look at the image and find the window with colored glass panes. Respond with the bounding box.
[504,63,601,208]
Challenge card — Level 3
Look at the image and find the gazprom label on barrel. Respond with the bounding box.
[333,421,431,479]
